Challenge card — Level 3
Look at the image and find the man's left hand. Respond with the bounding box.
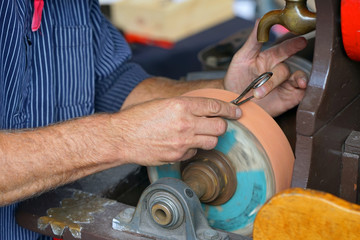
[224,20,308,117]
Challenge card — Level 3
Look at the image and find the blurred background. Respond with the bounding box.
[97,0,315,79]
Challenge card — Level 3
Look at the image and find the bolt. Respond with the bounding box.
[119,207,135,222]
[185,188,194,198]
[203,229,220,240]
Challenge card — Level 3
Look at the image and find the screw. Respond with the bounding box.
[203,229,220,240]
[185,188,194,198]
[119,207,135,222]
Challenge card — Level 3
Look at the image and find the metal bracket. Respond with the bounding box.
[340,131,360,203]
[112,177,229,240]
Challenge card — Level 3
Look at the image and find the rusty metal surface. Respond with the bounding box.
[17,188,150,240]
[113,178,232,240]
[15,155,248,240]
[64,164,145,198]
[37,191,118,239]
[293,0,360,197]
[16,164,150,240]
[16,186,250,240]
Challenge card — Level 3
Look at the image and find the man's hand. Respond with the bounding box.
[0,96,240,205]
[224,20,308,117]
[112,97,241,166]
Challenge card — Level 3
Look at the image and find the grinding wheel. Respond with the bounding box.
[147,89,294,236]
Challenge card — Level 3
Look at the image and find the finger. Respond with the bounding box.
[190,98,241,119]
[177,148,198,162]
[194,135,219,150]
[235,19,263,60]
[194,117,228,136]
[280,70,309,91]
[262,37,307,69]
[254,63,290,98]
[289,70,308,89]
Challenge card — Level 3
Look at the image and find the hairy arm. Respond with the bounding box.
[0,114,121,205]
[122,77,224,109]
[0,96,240,206]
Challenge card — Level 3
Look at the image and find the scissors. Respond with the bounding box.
[231,72,273,106]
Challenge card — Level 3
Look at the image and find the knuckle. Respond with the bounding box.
[219,119,227,135]
[176,118,192,132]
[293,70,307,80]
[216,119,228,135]
[171,97,187,112]
[278,64,290,79]
[203,137,218,150]
[208,99,222,114]
[257,55,268,69]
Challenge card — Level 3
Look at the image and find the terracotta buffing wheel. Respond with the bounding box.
[147,89,294,236]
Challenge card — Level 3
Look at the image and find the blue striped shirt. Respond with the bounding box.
[0,0,149,239]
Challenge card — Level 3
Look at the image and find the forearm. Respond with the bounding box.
[122,77,224,109]
[0,114,122,206]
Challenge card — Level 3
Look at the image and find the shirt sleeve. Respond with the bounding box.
[90,1,150,113]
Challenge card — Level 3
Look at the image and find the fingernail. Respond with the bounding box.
[254,86,266,98]
[297,37,307,48]
[236,108,242,118]
[300,77,307,87]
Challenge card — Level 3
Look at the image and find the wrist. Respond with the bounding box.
[106,112,131,164]
[55,114,121,167]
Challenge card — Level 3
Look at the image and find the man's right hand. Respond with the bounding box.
[110,96,241,166]
[0,96,240,205]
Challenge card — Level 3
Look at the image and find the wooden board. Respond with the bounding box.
[253,188,360,240]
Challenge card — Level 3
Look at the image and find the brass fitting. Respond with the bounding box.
[181,150,237,206]
[257,0,316,42]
